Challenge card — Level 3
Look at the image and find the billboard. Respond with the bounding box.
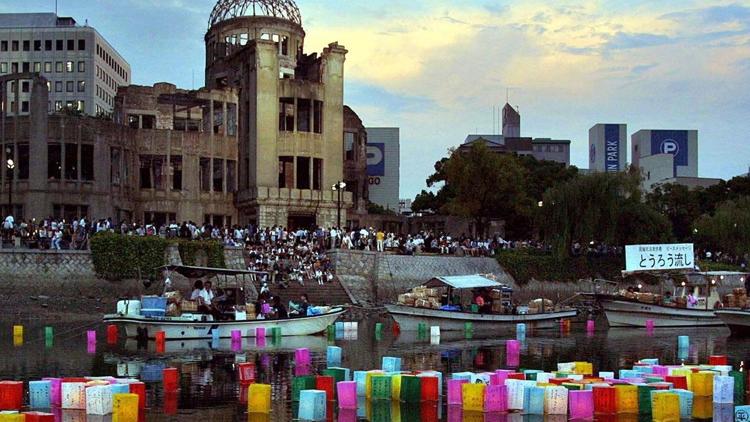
[604,124,620,172]
[625,243,694,272]
[366,143,385,177]
[651,130,688,176]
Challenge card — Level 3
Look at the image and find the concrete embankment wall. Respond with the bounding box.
[330,250,749,306]
[330,250,517,305]
[0,247,246,320]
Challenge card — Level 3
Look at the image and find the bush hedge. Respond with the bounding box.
[90,233,170,280]
[696,260,743,272]
[496,249,624,284]
[177,239,226,268]
[90,233,225,280]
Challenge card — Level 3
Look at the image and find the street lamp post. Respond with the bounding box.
[6,158,14,218]
[331,181,347,229]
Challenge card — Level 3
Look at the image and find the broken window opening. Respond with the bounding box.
[127,115,139,129]
[296,157,310,190]
[64,143,78,180]
[297,99,311,132]
[171,156,182,191]
[281,36,289,56]
[48,144,61,180]
[141,115,155,130]
[279,98,295,131]
[199,157,211,192]
[81,144,94,181]
[111,148,121,186]
[213,159,224,192]
[227,103,237,136]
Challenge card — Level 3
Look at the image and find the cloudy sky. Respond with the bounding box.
[2,0,749,198]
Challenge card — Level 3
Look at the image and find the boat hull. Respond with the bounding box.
[103,308,345,340]
[715,309,750,336]
[599,298,721,327]
[385,304,577,331]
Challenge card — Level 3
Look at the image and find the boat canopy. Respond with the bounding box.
[157,265,265,279]
[424,275,506,290]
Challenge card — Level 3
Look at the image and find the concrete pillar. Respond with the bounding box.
[28,76,49,216]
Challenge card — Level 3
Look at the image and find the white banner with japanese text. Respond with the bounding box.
[625,243,695,272]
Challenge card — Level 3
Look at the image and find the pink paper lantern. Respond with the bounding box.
[447,405,462,422]
[43,378,62,407]
[336,381,357,409]
[569,390,594,420]
[484,385,508,412]
[506,340,521,367]
[295,348,311,365]
[447,379,468,405]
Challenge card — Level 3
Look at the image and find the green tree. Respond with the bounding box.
[440,143,529,236]
[538,172,672,259]
[646,183,702,241]
[694,196,750,257]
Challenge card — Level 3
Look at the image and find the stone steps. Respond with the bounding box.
[251,276,353,307]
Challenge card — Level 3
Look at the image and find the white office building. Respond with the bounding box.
[0,13,130,116]
[589,123,627,173]
[366,127,400,212]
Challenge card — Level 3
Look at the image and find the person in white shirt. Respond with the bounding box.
[330,228,338,249]
[202,281,216,304]
[52,230,63,250]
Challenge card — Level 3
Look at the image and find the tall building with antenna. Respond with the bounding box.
[0,12,130,116]
[461,102,570,166]
[501,103,520,138]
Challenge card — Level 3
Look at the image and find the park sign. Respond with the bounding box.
[625,243,695,272]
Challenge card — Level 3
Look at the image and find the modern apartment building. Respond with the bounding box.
[0,13,130,116]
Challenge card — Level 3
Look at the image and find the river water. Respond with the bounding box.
[0,318,748,421]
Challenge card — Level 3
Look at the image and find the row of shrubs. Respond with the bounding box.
[495,250,624,284]
[90,233,225,280]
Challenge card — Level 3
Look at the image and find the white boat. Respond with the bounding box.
[591,271,746,327]
[103,307,345,340]
[102,264,345,340]
[715,309,750,336]
[597,295,721,327]
[386,304,577,331]
[387,274,577,332]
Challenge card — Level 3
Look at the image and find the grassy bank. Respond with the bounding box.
[496,250,623,284]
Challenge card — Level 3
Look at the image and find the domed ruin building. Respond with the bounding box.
[204,0,350,228]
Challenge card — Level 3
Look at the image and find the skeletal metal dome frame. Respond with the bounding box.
[209,0,302,27]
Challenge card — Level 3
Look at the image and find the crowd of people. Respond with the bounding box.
[11,214,732,268]
[1,215,511,258]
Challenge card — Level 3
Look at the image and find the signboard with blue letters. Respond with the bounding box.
[605,124,620,172]
[625,243,694,272]
[366,143,385,177]
[651,130,688,176]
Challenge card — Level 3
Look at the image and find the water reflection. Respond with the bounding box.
[0,319,746,421]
